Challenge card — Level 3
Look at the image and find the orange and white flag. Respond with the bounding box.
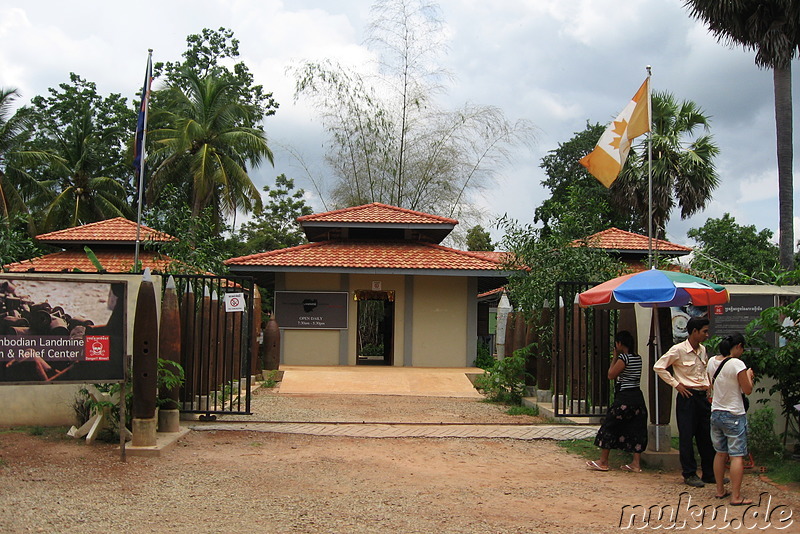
[579,78,650,188]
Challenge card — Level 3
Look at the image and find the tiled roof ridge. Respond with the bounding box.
[580,227,692,251]
[224,241,325,265]
[35,217,176,242]
[296,202,459,225]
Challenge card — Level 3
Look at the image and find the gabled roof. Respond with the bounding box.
[576,227,692,256]
[3,250,176,273]
[298,203,458,225]
[298,203,458,244]
[35,217,177,246]
[225,240,509,276]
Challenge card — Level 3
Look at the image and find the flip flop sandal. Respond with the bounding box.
[621,464,642,473]
[715,492,731,499]
[586,460,609,471]
[730,499,753,506]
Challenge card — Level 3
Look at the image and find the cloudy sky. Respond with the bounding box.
[1,0,796,247]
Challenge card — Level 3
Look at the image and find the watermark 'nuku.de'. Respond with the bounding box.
[619,492,794,530]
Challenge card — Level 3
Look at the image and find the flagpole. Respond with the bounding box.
[646,65,653,270]
[134,49,153,273]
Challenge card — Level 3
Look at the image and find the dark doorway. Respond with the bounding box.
[355,290,395,366]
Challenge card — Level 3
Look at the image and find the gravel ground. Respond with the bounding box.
[1,387,798,533]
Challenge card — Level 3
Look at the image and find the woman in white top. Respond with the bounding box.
[707,333,755,506]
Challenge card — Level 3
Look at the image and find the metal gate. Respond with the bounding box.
[171,274,256,418]
[552,281,616,417]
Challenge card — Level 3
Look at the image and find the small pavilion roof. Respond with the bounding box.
[575,227,692,256]
[35,218,177,246]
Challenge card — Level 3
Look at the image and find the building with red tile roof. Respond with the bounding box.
[3,218,179,273]
[226,203,511,368]
[574,227,691,272]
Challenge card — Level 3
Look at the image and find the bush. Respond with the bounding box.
[473,351,530,405]
[748,407,784,461]
[473,340,494,369]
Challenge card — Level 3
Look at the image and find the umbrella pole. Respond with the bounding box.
[653,307,660,451]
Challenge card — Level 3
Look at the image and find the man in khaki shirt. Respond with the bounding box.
[653,317,716,488]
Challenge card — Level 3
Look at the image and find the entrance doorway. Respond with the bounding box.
[355,290,395,366]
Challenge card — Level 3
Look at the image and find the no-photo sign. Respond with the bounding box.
[224,292,246,312]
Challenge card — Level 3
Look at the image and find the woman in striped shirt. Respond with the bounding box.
[587,330,649,472]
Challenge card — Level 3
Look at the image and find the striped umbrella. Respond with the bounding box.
[578,268,729,309]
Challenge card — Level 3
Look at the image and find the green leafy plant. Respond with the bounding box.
[748,407,785,461]
[474,351,531,405]
[261,370,280,388]
[473,340,494,369]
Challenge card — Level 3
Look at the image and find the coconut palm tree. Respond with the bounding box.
[148,70,273,224]
[0,88,56,228]
[39,109,133,231]
[683,0,800,269]
[612,91,720,238]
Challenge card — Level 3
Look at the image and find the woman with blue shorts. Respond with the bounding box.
[706,333,754,506]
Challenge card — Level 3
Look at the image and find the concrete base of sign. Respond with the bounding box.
[125,427,191,457]
[158,409,181,433]
[132,417,157,447]
[642,448,681,471]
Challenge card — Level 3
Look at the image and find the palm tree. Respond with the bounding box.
[612,91,720,238]
[38,109,132,231]
[148,70,273,223]
[684,0,800,269]
[0,88,56,229]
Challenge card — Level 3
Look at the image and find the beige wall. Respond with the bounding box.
[278,272,472,368]
[411,276,468,367]
[0,272,160,426]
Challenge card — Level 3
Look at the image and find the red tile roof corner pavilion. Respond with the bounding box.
[35,217,177,245]
[3,250,176,273]
[297,202,459,225]
[573,227,692,256]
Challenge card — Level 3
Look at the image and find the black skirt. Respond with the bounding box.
[594,387,648,453]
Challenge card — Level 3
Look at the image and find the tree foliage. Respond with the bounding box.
[465,225,494,251]
[687,213,779,283]
[614,91,719,238]
[148,70,273,223]
[24,74,135,231]
[745,298,800,440]
[536,122,643,240]
[238,174,313,255]
[291,0,535,226]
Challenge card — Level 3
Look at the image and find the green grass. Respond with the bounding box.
[506,405,539,417]
[557,438,642,469]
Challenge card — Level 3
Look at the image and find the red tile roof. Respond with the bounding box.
[225,240,505,271]
[297,203,458,225]
[35,217,177,244]
[575,227,691,254]
[3,250,176,273]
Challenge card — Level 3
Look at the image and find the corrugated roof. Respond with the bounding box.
[576,227,692,254]
[3,250,176,273]
[297,203,458,225]
[35,217,177,244]
[225,240,504,271]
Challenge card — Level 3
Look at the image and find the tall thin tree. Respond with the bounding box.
[684,0,800,269]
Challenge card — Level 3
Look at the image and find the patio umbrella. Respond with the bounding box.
[577,267,729,450]
[578,268,729,309]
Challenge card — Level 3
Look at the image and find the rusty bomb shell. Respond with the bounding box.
[264,312,280,371]
[158,275,181,410]
[133,268,159,420]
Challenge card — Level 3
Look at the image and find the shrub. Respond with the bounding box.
[473,340,494,369]
[748,407,784,461]
[473,351,531,405]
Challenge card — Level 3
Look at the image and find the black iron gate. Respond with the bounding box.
[171,274,255,418]
[552,281,616,417]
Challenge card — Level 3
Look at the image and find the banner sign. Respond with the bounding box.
[0,277,126,384]
[274,291,348,329]
[711,293,777,347]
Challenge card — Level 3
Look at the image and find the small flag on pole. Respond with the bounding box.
[579,78,650,188]
[133,51,153,178]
